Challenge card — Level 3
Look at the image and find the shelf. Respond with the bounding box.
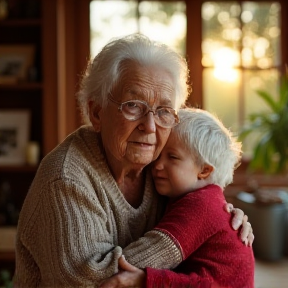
[0,165,38,173]
[0,82,42,91]
[0,227,17,254]
[0,18,41,27]
[0,251,15,262]
[0,227,16,261]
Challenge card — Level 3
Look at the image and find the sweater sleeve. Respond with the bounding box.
[123,229,183,269]
[124,188,222,270]
[145,267,216,288]
[125,187,228,287]
[15,178,122,287]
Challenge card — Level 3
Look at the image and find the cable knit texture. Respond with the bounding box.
[13,126,181,288]
[145,185,255,288]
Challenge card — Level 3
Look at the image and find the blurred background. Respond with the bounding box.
[0,1,288,287]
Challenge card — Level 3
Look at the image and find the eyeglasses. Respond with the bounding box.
[108,94,180,128]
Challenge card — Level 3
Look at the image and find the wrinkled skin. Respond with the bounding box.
[89,62,174,206]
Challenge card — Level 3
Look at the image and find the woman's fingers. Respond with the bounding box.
[227,205,255,246]
[231,208,245,230]
[240,218,254,246]
[224,203,234,213]
[247,229,255,247]
[99,256,146,288]
[118,255,137,272]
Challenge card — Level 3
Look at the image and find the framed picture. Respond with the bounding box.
[0,45,35,84]
[0,110,30,165]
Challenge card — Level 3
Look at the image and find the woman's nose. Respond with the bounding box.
[138,111,156,133]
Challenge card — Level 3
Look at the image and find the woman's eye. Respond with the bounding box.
[124,102,142,112]
[126,102,138,108]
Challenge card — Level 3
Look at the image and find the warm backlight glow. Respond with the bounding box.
[212,47,239,82]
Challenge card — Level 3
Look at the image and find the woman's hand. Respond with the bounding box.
[224,203,254,247]
[99,256,146,288]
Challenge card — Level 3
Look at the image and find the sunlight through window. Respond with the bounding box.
[202,1,281,156]
[90,0,186,58]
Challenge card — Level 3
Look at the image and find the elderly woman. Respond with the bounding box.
[14,34,253,288]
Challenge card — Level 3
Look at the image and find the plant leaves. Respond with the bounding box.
[240,73,288,174]
[255,90,278,112]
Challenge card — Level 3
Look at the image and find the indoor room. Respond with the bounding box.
[0,0,288,287]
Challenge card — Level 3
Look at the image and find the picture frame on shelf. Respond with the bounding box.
[0,45,35,85]
[0,110,30,165]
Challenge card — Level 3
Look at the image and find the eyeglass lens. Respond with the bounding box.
[120,100,178,128]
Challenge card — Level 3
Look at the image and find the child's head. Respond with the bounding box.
[152,107,242,198]
[174,107,242,188]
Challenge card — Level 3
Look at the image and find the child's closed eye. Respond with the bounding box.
[169,154,179,160]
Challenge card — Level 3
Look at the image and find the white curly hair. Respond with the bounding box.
[76,33,191,124]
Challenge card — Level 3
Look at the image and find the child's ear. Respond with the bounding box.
[89,101,102,132]
[198,164,214,180]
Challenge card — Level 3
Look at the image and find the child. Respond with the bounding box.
[147,107,254,287]
[101,107,255,288]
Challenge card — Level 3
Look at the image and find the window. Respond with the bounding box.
[90,0,186,57]
[201,1,282,156]
[89,0,286,157]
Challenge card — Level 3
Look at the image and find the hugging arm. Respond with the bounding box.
[15,177,183,287]
[99,196,254,288]
[100,256,214,288]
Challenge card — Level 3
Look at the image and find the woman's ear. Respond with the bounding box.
[88,101,102,132]
[198,164,214,180]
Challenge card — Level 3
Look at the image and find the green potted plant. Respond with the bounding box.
[237,70,288,261]
[239,71,288,174]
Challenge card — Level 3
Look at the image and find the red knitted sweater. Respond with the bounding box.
[146,184,255,288]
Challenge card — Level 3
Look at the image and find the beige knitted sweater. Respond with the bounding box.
[13,126,182,288]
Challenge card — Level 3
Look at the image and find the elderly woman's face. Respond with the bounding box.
[97,63,176,168]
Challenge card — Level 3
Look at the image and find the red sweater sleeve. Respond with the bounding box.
[146,267,227,288]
